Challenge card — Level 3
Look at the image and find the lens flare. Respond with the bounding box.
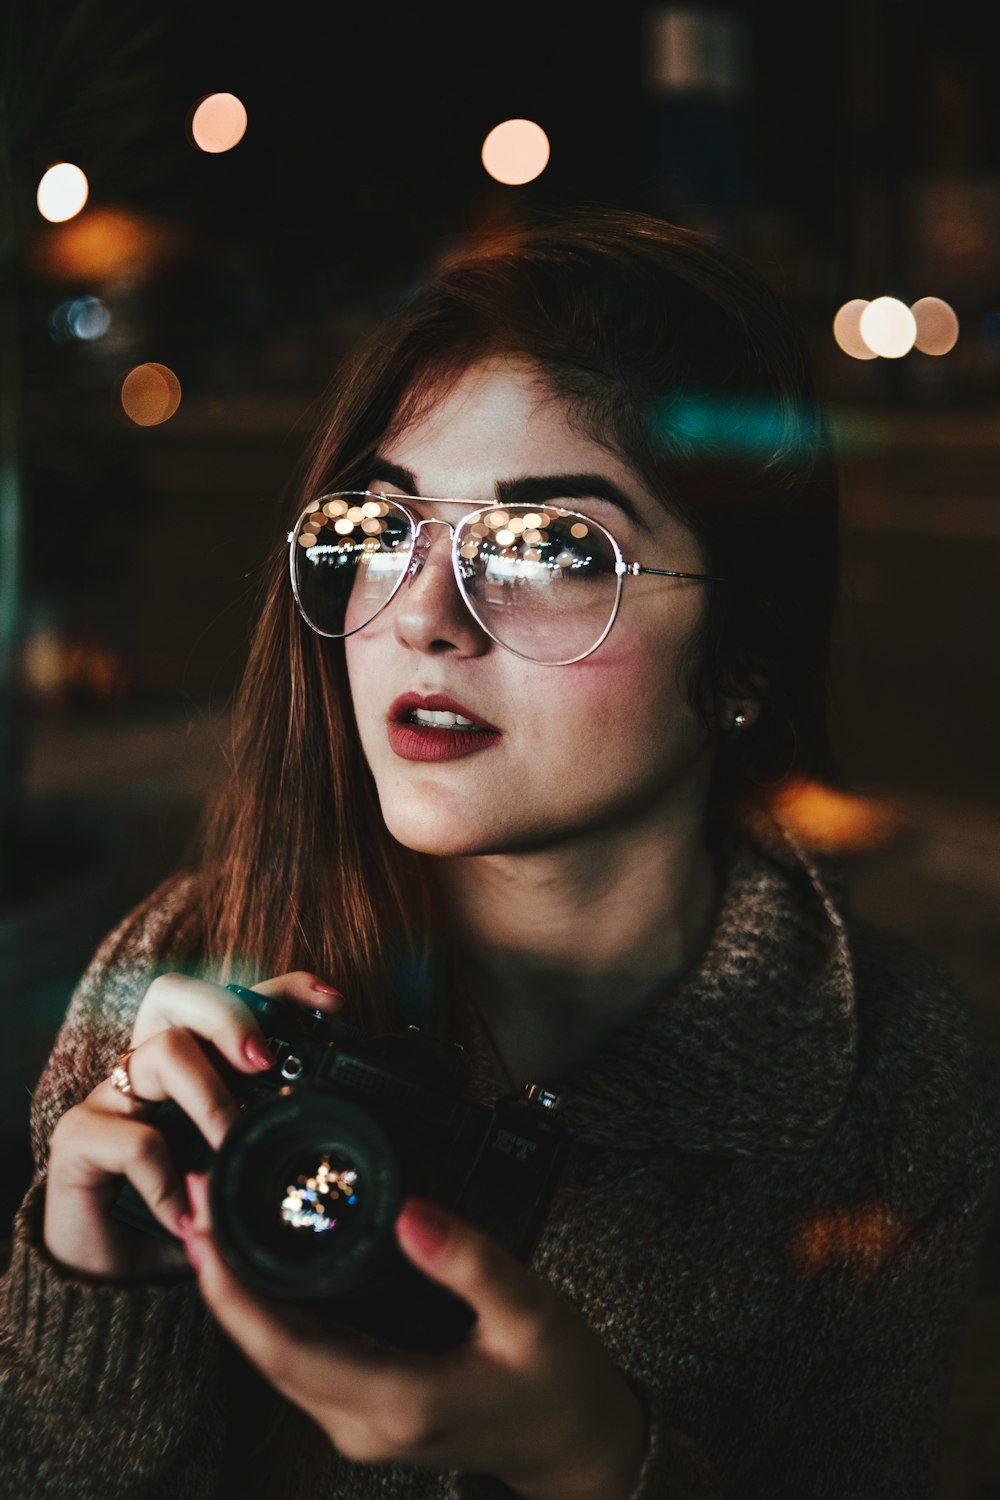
[189,92,248,154]
[911,297,959,356]
[36,163,89,223]
[481,119,550,184]
[858,297,917,359]
[119,363,182,427]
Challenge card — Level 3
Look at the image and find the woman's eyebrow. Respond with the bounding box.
[495,474,645,529]
[369,460,647,530]
[369,459,419,493]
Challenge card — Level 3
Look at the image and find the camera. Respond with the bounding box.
[111,984,574,1353]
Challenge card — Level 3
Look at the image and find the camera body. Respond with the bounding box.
[111,985,573,1352]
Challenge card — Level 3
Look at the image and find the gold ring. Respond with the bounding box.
[108,1047,154,1105]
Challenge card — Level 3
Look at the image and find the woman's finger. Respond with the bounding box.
[395,1200,548,1359]
[249,971,344,1011]
[48,1107,191,1240]
[132,972,277,1067]
[91,1027,244,1148]
[132,971,344,1065]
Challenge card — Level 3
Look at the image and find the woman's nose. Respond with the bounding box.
[392,524,492,658]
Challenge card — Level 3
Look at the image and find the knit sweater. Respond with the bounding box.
[2,807,999,1500]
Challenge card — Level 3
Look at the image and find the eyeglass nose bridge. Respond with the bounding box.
[405,515,457,582]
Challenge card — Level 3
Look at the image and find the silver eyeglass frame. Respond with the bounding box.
[288,491,729,667]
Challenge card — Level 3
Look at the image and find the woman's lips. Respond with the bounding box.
[387,721,503,761]
[387,692,502,762]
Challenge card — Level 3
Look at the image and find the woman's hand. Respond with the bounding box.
[181,1175,649,1500]
[42,971,343,1281]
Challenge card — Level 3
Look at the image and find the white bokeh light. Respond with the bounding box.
[481,119,550,185]
[36,163,89,223]
[859,297,917,359]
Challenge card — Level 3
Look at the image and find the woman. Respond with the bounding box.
[2,205,998,1500]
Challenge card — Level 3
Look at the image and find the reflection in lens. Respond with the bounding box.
[292,494,412,637]
[280,1151,361,1236]
[458,506,620,663]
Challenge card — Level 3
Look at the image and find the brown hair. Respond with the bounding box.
[179,203,840,1036]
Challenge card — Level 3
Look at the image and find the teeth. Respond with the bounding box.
[411,708,483,730]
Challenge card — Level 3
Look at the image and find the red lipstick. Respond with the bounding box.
[387,692,502,762]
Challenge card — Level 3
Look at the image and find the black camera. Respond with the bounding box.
[111,984,574,1353]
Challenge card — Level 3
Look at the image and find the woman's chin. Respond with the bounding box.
[385,818,513,858]
[378,799,543,859]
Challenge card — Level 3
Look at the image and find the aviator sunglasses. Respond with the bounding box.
[288,491,729,666]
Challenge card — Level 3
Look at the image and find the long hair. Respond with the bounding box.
[174,203,840,1036]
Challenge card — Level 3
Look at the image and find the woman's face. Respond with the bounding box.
[344,355,719,857]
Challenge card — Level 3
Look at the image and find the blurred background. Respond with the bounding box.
[1,0,998,1485]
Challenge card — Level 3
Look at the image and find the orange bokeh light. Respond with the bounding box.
[119,363,182,427]
[29,206,185,283]
[788,1201,910,1284]
[768,777,905,855]
[481,119,550,185]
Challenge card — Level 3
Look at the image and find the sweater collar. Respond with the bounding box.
[465,804,858,1160]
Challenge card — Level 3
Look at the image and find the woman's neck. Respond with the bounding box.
[435,798,722,1080]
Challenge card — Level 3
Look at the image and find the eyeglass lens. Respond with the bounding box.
[291,494,622,664]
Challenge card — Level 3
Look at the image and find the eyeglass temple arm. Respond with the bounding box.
[625,563,730,583]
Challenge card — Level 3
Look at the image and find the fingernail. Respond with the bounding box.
[311,981,342,999]
[398,1198,451,1255]
[244,1036,275,1070]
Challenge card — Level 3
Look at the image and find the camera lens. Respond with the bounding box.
[211,1093,402,1300]
[279,1148,361,1235]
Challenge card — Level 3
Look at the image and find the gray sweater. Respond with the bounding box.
[2,807,998,1499]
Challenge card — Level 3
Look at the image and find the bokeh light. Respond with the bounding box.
[31,206,184,282]
[768,778,905,855]
[481,119,550,185]
[911,297,959,356]
[119,363,182,427]
[49,295,111,343]
[858,297,917,359]
[189,93,248,153]
[36,163,89,223]
[832,300,878,360]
